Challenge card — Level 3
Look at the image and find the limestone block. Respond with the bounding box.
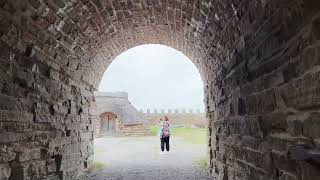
[0,95,26,111]
[49,69,59,81]
[258,113,288,136]
[0,145,15,163]
[0,163,11,180]
[245,89,276,115]
[28,0,41,9]
[303,112,320,138]
[0,132,29,143]
[287,117,303,137]
[10,161,38,179]
[17,148,41,162]
[0,110,33,123]
[279,71,320,109]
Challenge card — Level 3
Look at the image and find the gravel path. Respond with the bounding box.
[83,136,215,180]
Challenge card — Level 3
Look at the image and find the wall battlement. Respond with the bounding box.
[140,108,204,114]
[144,113,207,128]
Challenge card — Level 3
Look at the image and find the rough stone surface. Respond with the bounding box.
[0,0,319,179]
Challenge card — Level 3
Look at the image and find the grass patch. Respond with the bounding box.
[88,162,106,173]
[149,125,158,136]
[94,148,105,156]
[150,125,207,145]
[171,127,207,145]
[193,156,209,170]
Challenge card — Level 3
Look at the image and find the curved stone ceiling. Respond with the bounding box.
[2,0,246,88]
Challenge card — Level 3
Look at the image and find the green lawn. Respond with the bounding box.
[94,147,105,156]
[149,125,159,136]
[88,162,106,173]
[150,125,207,145]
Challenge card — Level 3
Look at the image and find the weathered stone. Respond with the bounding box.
[0,163,11,180]
[301,162,320,180]
[0,110,33,123]
[0,145,16,163]
[258,113,288,136]
[10,160,46,180]
[279,71,320,110]
[28,0,41,9]
[271,152,301,176]
[245,89,277,115]
[49,69,59,81]
[17,148,42,162]
[279,172,298,180]
[287,119,303,137]
[0,0,318,179]
[303,112,320,138]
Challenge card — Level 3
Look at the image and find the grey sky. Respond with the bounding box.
[98,44,204,111]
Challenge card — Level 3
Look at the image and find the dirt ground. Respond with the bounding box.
[82,136,215,180]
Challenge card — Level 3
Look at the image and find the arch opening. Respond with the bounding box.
[89,44,209,178]
[98,44,205,111]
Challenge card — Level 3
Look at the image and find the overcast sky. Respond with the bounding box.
[98,44,204,112]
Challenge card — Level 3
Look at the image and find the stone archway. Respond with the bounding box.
[0,0,319,180]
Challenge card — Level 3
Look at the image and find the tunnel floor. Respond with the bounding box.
[82,136,214,180]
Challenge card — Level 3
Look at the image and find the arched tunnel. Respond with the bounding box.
[0,0,319,179]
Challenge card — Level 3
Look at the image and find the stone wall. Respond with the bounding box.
[141,108,203,114]
[0,1,98,179]
[0,0,319,180]
[115,121,150,137]
[205,2,320,180]
[0,33,96,179]
[145,113,206,128]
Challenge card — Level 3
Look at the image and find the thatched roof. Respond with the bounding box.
[95,92,147,125]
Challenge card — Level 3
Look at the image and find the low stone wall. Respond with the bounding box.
[145,113,207,128]
[115,122,150,136]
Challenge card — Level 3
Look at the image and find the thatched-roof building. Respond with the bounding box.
[95,92,149,136]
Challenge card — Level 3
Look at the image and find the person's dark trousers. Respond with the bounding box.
[161,136,170,151]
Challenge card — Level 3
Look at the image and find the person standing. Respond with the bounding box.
[160,116,170,154]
